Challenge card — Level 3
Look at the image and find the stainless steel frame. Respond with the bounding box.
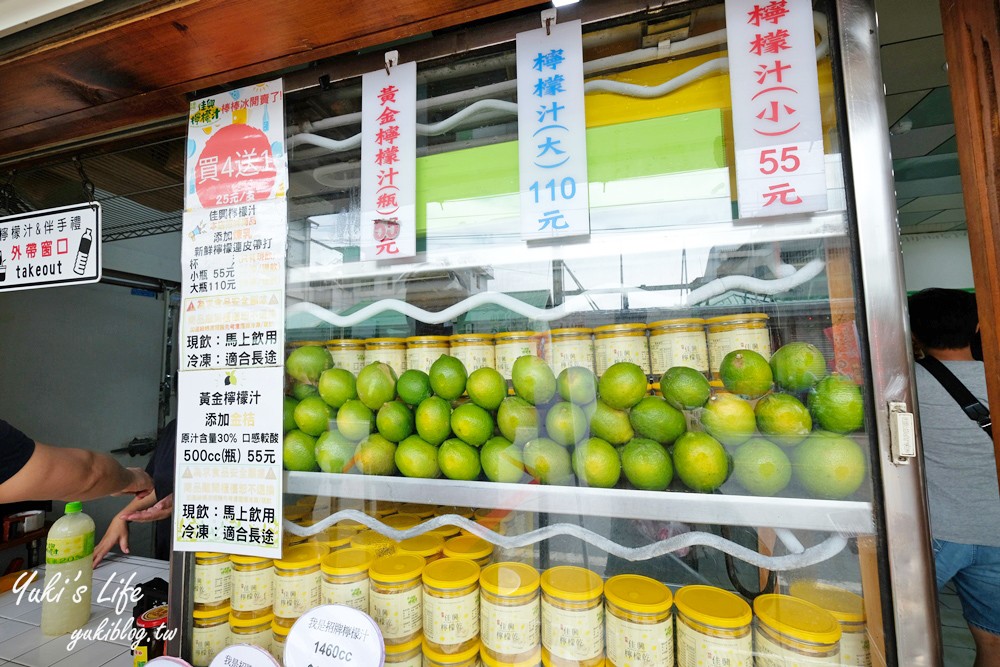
[837,0,940,664]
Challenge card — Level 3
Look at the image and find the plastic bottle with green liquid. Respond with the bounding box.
[41,501,95,635]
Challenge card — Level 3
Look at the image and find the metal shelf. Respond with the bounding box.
[284,472,875,535]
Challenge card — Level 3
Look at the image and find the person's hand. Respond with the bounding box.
[123,493,173,523]
[114,468,153,498]
[93,516,129,568]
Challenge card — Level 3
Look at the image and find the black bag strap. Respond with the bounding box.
[916,355,992,438]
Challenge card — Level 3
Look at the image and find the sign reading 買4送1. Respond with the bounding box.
[516,18,590,241]
[177,79,287,558]
[726,0,827,218]
[0,203,101,292]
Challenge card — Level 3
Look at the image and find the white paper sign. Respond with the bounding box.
[210,645,280,667]
[516,19,590,241]
[726,0,827,217]
[284,605,385,667]
[360,60,417,261]
[0,203,101,292]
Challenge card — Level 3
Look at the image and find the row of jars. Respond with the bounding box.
[194,549,869,667]
[294,313,772,380]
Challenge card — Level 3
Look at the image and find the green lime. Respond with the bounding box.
[481,436,525,483]
[292,382,319,400]
[545,402,589,446]
[395,435,441,478]
[430,355,468,400]
[356,362,398,410]
[286,345,333,384]
[283,396,298,433]
[672,431,731,492]
[293,395,335,436]
[794,431,866,499]
[719,349,774,399]
[557,367,598,405]
[315,430,357,474]
[629,396,686,445]
[376,400,415,442]
[511,355,557,405]
[467,367,508,411]
[660,367,712,410]
[450,403,495,447]
[354,434,398,476]
[572,437,622,488]
[522,438,573,485]
[808,374,864,433]
[598,362,648,410]
[283,430,319,472]
[770,342,827,392]
[589,399,634,445]
[732,438,792,496]
[497,396,540,445]
[336,399,374,441]
[318,368,358,408]
[438,438,482,480]
[397,369,433,406]
[755,392,812,447]
[415,396,453,446]
[621,438,672,491]
[700,393,757,447]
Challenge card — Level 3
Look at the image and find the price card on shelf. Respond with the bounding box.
[284,605,385,667]
[726,0,827,218]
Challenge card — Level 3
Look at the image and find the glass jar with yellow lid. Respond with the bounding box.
[594,323,651,376]
[230,555,273,619]
[192,604,231,667]
[385,636,424,666]
[273,544,328,621]
[351,530,399,558]
[603,575,673,667]
[495,332,543,378]
[383,513,424,531]
[788,580,869,666]
[647,318,709,376]
[366,337,408,376]
[753,594,843,664]
[436,506,475,520]
[375,501,402,518]
[399,503,437,519]
[547,328,595,375]
[407,336,451,374]
[480,562,541,664]
[311,525,359,551]
[321,547,374,612]
[443,536,494,568]
[370,554,426,645]
[327,338,367,375]
[423,557,482,654]
[429,523,462,540]
[229,611,273,654]
[270,618,292,662]
[423,641,482,667]
[540,566,604,667]
[482,647,542,667]
[674,585,752,667]
[449,333,496,373]
[397,533,446,562]
[704,313,772,378]
[194,552,232,611]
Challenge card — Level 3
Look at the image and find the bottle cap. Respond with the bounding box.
[65,501,82,513]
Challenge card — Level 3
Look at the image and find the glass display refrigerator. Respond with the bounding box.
[171,0,938,665]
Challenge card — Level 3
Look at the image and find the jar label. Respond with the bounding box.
[230,627,271,654]
[841,631,872,667]
[192,622,231,667]
[194,560,233,605]
[595,337,650,375]
[605,610,673,667]
[452,346,495,373]
[424,589,479,644]
[273,572,321,618]
[323,578,370,613]
[754,628,840,666]
[649,331,708,375]
[707,328,771,375]
[407,348,447,374]
[496,344,536,377]
[46,532,95,564]
[370,587,423,640]
[481,595,540,654]
[366,350,407,376]
[385,653,422,667]
[232,567,273,611]
[541,598,604,662]
[676,620,750,667]
[331,349,367,375]
[549,340,595,375]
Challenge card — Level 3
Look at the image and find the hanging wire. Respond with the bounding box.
[0,170,31,215]
[73,157,96,203]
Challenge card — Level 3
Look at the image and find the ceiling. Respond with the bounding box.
[0,0,965,241]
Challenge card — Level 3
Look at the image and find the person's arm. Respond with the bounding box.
[93,490,160,567]
[123,493,173,523]
[0,442,153,504]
